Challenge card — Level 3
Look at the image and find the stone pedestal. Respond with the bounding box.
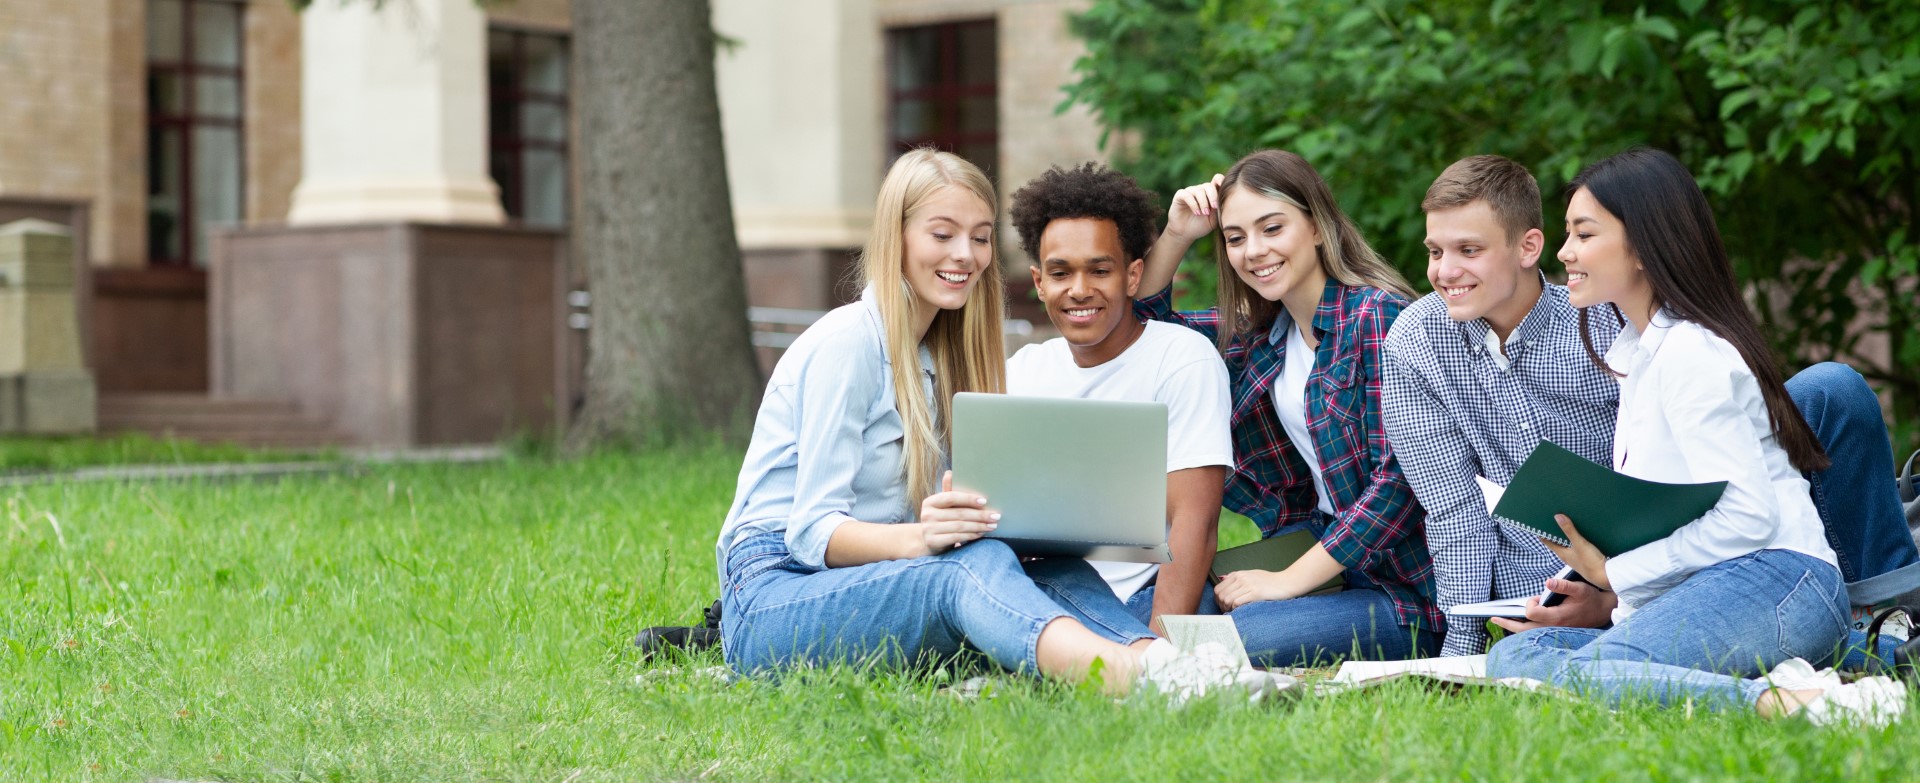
[0,219,96,433]
[210,222,565,447]
[286,0,504,225]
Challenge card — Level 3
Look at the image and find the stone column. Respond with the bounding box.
[285,0,505,225]
[0,219,96,433]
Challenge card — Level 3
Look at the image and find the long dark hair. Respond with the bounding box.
[1211,150,1415,351]
[1569,148,1829,473]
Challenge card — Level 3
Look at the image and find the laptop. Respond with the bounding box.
[949,392,1170,563]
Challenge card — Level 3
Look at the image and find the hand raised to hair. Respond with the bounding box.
[1165,174,1226,243]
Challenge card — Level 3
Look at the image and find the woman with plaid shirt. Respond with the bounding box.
[1135,150,1442,667]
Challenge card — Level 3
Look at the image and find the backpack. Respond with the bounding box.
[1901,448,1919,547]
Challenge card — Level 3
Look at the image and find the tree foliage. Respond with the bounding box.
[1065,0,1920,448]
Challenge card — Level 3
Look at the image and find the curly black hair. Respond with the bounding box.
[1009,163,1159,266]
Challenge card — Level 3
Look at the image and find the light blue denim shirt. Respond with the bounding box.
[715,287,936,581]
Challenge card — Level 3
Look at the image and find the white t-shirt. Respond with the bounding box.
[1273,323,1336,515]
[1006,321,1233,600]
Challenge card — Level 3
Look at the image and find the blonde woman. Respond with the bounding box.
[1138,150,1441,666]
[715,150,1254,693]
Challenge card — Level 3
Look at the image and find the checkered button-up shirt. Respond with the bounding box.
[1381,279,1620,656]
[1138,279,1441,633]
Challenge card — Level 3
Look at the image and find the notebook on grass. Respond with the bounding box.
[1207,529,1343,595]
[1476,441,1727,556]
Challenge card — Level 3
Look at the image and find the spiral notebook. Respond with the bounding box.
[1474,441,1727,555]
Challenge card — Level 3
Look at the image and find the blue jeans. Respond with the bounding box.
[1487,549,1849,710]
[1789,363,1920,584]
[1788,363,1920,667]
[721,533,1120,674]
[1228,585,1438,667]
[1022,559,1159,644]
[1125,580,1221,625]
[1225,517,1437,667]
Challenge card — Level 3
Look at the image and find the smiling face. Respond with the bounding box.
[1030,217,1144,367]
[1424,200,1544,332]
[901,185,996,318]
[1219,185,1324,304]
[1558,187,1654,319]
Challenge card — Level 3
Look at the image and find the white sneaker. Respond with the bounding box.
[1801,677,1908,728]
[1138,639,1295,705]
[1759,658,1840,693]
[1759,658,1908,728]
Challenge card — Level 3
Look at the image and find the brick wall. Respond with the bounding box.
[487,0,571,31]
[245,0,302,230]
[996,1,1104,264]
[0,0,116,264]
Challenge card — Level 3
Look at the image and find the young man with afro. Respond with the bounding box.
[1007,163,1233,634]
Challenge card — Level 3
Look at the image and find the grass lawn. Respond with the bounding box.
[0,435,328,473]
[3,443,1916,781]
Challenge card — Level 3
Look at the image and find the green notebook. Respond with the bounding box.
[1208,529,1344,595]
[1482,441,1727,556]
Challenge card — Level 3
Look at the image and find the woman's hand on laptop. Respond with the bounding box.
[910,471,1001,558]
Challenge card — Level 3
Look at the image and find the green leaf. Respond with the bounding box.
[1490,0,1516,25]
[1678,0,1707,18]
[1409,63,1445,83]
[1801,127,1835,163]
[1335,7,1373,32]
[1862,256,1887,285]
[1724,123,1750,148]
[1837,125,1856,155]
[1640,17,1680,42]
[1569,29,1605,74]
[1725,150,1755,182]
[1720,88,1758,119]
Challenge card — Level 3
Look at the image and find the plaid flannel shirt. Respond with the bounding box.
[1137,279,1441,633]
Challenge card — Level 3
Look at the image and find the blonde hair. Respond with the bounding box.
[863,149,1007,507]
[1213,150,1415,350]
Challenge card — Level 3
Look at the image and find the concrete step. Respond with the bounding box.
[96,393,350,450]
[99,411,340,431]
[99,393,302,417]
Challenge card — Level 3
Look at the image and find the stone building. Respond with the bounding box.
[0,0,1103,447]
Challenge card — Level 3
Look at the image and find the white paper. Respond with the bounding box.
[1474,475,1506,514]
[1445,596,1533,619]
[1332,654,1489,684]
[1159,615,1254,671]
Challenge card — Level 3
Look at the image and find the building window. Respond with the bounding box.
[146,0,245,268]
[886,20,998,177]
[488,28,571,227]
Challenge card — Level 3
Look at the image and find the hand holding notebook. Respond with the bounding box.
[1475,441,1727,557]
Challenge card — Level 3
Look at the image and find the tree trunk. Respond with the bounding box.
[567,0,761,451]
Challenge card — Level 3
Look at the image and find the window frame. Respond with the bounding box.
[488,25,572,226]
[145,0,248,268]
[884,19,998,174]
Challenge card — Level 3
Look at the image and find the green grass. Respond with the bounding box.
[0,434,329,472]
[2,444,1916,781]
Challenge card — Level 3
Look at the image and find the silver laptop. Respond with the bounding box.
[950,392,1170,563]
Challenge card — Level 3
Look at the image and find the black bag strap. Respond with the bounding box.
[1864,603,1919,682]
[1899,448,1919,503]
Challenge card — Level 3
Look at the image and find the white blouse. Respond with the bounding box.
[1602,311,1838,616]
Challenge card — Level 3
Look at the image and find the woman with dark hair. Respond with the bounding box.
[1137,150,1441,666]
[1486,148,1900,723]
